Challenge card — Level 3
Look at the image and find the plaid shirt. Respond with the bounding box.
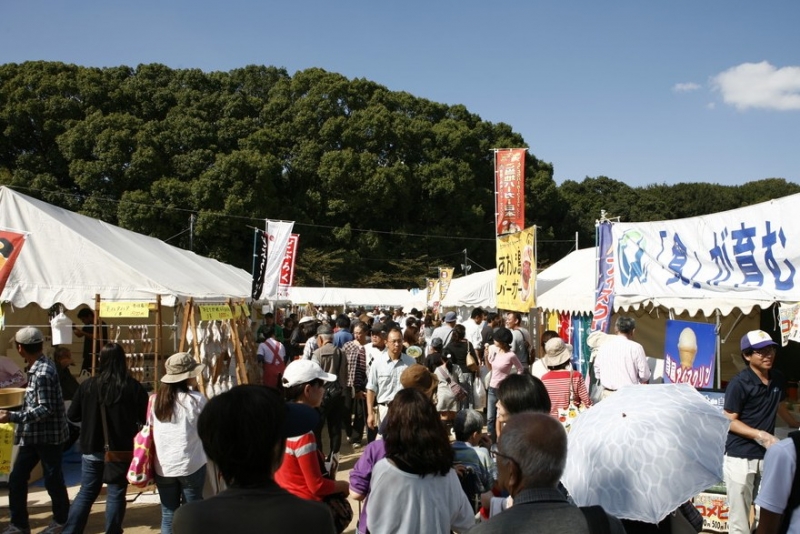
[342,340,367,390]
[9,355,69,446]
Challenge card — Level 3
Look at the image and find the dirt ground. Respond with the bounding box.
[0,440,363,534]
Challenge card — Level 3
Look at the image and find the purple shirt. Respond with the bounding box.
[349,440,386,534]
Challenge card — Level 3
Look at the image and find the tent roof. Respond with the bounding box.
[281,286,412,307]
[0,187,252,308]
[440,269,497,309]
[536,248,597,314]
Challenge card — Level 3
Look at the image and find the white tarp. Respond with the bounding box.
[282,286,411,307]
[440,269,497,309]
[612,194,800,315]
[0,187,252,308]
[536,248,597,314]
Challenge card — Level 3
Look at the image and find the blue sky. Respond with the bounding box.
[2,0,798,188]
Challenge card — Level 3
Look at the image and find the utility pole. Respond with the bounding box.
[461,249,471,274]
[189,214,195,251]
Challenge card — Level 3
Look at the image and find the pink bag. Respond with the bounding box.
[127,394,156,488]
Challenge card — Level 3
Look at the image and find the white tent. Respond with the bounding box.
[279,286,412,308]
[0,187,252,309]
[536,248,597,314]
[440,269,498,309]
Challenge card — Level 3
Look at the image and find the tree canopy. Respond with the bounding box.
[1,61,798,286]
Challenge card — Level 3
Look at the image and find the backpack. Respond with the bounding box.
[261,340,286,390]
[321,348,344,404]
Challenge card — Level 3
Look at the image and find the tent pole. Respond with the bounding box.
[715,310,722,389]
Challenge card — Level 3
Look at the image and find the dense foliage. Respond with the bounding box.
[1,61,798,286]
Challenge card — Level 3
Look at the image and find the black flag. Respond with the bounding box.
[251,230,268,299]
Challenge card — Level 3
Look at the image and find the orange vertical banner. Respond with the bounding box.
[0,230,26,296]
[495,149,526,236]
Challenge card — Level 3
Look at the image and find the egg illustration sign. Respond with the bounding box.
[663,320,716,388]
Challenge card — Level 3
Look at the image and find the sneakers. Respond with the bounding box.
[39,522,65,534]
[1,524,31,534]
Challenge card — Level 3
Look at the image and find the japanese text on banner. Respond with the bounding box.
[496,226,535,312]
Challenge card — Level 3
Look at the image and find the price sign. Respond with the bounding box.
[99,302,150,318]
[198,304,233,321]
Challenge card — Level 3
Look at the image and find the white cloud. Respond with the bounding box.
[711,61,800,111]
[673,82,701,93]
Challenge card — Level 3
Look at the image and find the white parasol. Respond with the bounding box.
[561,383,730,524]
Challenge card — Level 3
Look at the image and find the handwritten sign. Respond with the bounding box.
[234,303,251,318]
[693,492,729,532]
[198,305,233,321]
[0,423,15,474]
[99,302,150,318]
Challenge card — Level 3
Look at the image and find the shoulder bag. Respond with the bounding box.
[100,403,133,485]
[556,370,586,432]
[127,394,156,488]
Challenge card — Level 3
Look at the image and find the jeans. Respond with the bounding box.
[62,453,128,534]
[487,387,499,443]
[155,465,206,534]
[8,443,70,530]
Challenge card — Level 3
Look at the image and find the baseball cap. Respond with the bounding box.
[444,311,457,323]
[282,359,336,388]
[741,330,778,352]
[15,327,44,344]
[430,337,444,350]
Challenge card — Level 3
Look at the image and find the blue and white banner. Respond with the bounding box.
[612,195,800,302]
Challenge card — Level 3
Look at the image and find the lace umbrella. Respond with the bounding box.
[561,383,730,524]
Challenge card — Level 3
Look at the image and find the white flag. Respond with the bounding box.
[260,220,294,300]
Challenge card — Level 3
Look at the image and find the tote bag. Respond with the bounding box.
[127,394,156,488]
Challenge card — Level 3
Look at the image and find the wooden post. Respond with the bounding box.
[93,294,101,376]
[178,298,193,353]
[188,303,206,397]
[228,299,249,385]
[155,295,162,384]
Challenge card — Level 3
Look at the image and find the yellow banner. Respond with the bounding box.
[438,267,454,302]
[0,423,15,474]
[99,301,150,318]
[496,226,535,312]
[426,278,438,304]
[233,303,251,318]
[198,304,234,321]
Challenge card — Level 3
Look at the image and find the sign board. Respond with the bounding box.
[198,304,234,321]
[99,301,150,318]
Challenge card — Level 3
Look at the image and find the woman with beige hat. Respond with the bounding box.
[153,352,208,534]
[539,337,591,419]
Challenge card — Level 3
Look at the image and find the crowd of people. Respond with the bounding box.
[3,305,800,533]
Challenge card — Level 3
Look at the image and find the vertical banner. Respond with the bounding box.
[591,221,615,332]
[259,220,295,301]
[438,267,455,302]
[251,229,268,300]
[495,148,526,236]
[426,278,438,305]
[277,234,299,300]
[663,320,716,388]
[496,226,536,312]
[0,230,26,297]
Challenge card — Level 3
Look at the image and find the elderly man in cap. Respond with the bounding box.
[723,329,800,534]
[312,324,348,462]
[0,327,70,534]
[430,311,458,353]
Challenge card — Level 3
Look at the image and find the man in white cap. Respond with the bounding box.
[0,327,70,534]
[723,329,800,534]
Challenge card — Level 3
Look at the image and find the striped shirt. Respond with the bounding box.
[9,355,69,446]
[541,370,592,418]
[275,430,338,501]
[593,335,651,390]
[342,340,367,390]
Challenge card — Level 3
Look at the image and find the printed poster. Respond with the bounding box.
[277,234,299,300]
[781,302,800,346]
[496,226,535,312]
[495,149,526,236]
[663,320,716,388]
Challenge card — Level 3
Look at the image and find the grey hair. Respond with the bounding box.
[319,333,333,342]
[453,409,485,442]
[615,316,636,334]
[500,413,567,488]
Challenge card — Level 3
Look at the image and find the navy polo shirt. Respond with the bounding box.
[724,366,786,460]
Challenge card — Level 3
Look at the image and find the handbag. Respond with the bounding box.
[127,394,156,488]
[323,492,353,534]
[100,404,133,485]
[466,350,479,373]
[442,368,467,402]
[556,371,586,432]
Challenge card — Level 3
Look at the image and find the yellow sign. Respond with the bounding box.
[198,304,234,321]
[99,302,150,318]
[0,423,15,475]
[234,303,251,318]
[496,226,535,312]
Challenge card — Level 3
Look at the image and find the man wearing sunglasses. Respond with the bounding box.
[723,330,800,534]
